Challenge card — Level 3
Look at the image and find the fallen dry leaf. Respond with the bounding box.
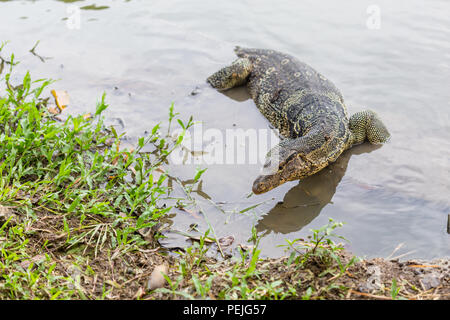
[51,89,70,111]
[177,207,201,219]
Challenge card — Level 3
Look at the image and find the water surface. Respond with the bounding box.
[1,0,449,259]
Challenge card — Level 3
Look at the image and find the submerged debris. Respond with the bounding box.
[447,214,450,234]
[190,86,201,96]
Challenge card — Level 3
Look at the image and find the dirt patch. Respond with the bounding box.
[145,247,449,300]
[344,256,449,299]
[2,207,448,300]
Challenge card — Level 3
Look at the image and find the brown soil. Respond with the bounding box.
[3,205,448,300]
[145,250,449,300]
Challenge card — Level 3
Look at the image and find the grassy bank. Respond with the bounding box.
[0,46,196,298]
[0,47,447,300]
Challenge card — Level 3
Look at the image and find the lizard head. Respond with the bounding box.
[252,148,309,194]
[252,171,283,194]
[251,129,335,195]
[206,58,252,90]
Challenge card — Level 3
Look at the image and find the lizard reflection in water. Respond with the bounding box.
[256,143,380,234]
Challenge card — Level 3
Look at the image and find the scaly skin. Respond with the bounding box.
[207,47,390,194]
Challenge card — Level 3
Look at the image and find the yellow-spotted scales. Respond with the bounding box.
[207,47,390,194]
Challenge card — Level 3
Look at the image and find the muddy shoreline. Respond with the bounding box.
[139,246,449,300]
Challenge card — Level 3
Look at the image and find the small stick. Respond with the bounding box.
[390,250,417,260]
[407,264,440,268]
[447,214,450,234]
[29,40,51,63]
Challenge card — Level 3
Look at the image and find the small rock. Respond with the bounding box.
[218,235,234,248]
[413,268,424,275]
[147,264,168,291]
[0,205,17,226]
[20,254,45,270]
[67,265,82,290]
[367,265,381,276]
[420,272,442,290]
[365,265,382,291]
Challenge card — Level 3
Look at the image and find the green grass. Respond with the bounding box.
[0,45,194,299]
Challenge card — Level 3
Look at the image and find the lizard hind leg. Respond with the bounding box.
[348,110,390,146]
[206,58,252,90]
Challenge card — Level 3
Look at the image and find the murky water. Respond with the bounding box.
[1,0,449,260]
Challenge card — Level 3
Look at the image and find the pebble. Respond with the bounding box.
[0,205,17,225]
[365,265,382,291]
[420,272,442,290]
[147,264,168,291]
